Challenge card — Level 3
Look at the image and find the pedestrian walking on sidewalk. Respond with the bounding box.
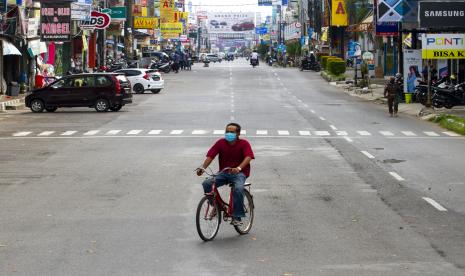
[384,76,402,117]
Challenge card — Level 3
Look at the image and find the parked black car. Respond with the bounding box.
[25,73,132,113]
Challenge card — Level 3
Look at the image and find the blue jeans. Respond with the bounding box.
[202,172,246,218]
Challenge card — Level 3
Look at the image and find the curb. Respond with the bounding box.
[0,99,24,112]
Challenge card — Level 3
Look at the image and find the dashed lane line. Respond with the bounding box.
[12,131,32,137]
[389,172,405,181]
[357,131,372,136]
[443,131,460,137]
[148,130,162,135]
[61,131,78,136]
[214,130,225,135]
[380,131,394,136]
[298,131,311,136]
[401,131,417,136]
[257,130,268,135]
[361,151,375,159]
[336,131,348,136]
[278,130,290,135]
[422,197,448,212]
[127,130,143,135]
[424,131,440,137]
[192,130,208,135]
[83,130,100,136]
[170,130,184,135]
[38,131,55,136]
[319,117,326,121]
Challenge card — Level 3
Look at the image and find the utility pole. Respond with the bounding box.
[124,0,134,59]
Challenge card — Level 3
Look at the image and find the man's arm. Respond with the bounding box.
[231,156,253,174]
[197,157,214,176]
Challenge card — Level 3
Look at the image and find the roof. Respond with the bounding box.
[346,11,374,33]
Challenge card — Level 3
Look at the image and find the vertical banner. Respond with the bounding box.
[40,2,71,42]
[403,50,422,93]
[331,0,348,26]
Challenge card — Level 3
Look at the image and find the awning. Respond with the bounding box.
[2,40,22,56]
[346,12,374,33]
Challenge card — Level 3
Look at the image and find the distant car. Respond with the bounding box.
[210,20,219,26]
[206,54,219,63]
[115,69,164,94]
[220,21,227,26]
[25,73,132,113]
[232,21,254,31]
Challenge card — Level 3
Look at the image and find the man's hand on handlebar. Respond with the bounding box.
[196,168,205,176]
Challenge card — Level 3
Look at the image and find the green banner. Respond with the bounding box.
[102,7,127,20]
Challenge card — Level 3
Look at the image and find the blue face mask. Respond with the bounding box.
[225,132,237,142]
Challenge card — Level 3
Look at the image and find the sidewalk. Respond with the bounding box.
[0,94,26,112]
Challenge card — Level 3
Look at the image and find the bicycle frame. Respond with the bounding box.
[205,180,234,218]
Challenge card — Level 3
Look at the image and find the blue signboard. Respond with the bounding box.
[0,0,6,13]
[282,0,288,5]
[255,27,268,35]
[258,0,272,6]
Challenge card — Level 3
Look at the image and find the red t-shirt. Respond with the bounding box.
[207,138,255,177]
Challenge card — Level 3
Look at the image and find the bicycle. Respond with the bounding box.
[195,167,255,241]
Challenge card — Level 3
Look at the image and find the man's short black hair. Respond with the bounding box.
[226,123,241,134]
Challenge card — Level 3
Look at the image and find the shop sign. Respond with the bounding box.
[419,1,465,29]
[40,3,71,42]
[331,0,348,27]
[421,34,465,59]
[160,22,183,34]
[362,51,374,61]
[376,0,402,22]
[375,22,398,36]
[101,7,127,21]
[71,2,91,20]
[27,18,39,38]
[79,11,111,30]
[1,0,6,13]
[258,0,272,6]
[403,50,422,93]
[134,17,159,29]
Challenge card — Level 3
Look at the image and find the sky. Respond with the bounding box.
[189,0,273,18]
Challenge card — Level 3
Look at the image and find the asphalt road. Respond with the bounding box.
[1,59,464,275]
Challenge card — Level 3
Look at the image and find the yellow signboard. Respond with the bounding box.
[331,0,348,26]
[134,17,159,29]
[422,50,465,59]
[161,22,183,34]
[160,0,176,23]
[162,33,180,39]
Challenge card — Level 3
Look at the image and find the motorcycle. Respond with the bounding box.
[204,58,210,67]
[300,60,321,72]
[251,58,259,68]
[414,76,451,105]
[150,60,171,73]
[432,82,465,109]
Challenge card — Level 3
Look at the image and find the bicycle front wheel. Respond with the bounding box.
[234,190,254,235]
[196,196,221,241]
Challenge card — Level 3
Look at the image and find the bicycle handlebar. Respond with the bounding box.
[195,167,232,177]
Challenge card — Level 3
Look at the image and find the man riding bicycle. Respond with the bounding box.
[196,123,255,226]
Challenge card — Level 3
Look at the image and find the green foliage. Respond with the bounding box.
[316,52,328,62]
[361,61,369,75]
[328,60,346,75]
[320,56,330,69]
[324,56,343,70]
[430,115,465,135]
[257,44,268,57]
[285,41,301,57]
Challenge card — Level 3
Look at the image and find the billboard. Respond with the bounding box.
[419,1,465,29]
[40,2,71,42]
[377,0,403,22]
[207,12,255,33]
[421,34,465,59]
[331,0,348,26]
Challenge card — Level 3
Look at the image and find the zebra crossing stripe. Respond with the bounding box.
[357,131,371,136]
[401,131,416,136]
[299,131,311,136]
[424,131,439,137]
[149,130,162,135]
[38,131,55,136]
[257,130,268,135]
[13,131,32,137]
[170,130,184,135]
[335,131,348,136]
[240,130,246,135]
[106,130,121,135]
[61,131,78,136]
[380,131,394,136]
[443,131,460,137]
[127,130,143,135]
[278,130,290,135]
[84,130,100,136]
[213,130,225,135]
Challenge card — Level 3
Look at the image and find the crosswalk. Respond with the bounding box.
[7,129,463,138]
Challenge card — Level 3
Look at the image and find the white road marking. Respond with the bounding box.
[330,125,338,131]
[13,131,32,137]
[170,130,184,135]
[240,130,246,135]
[38,131,55,136]
[299,131,311,136]
[297,99,303,103]
[389,172,405,181]
[314,131,330,136]
[401,131,416,136]
[214,130,225,135]
[336,131,348,136]
[106,130,122,135]
[256,130,268,135]
[127,130,143,135]
[319,117,326,121]
[310,110,316,114]
[361,151,375,159]
[380,131,394,136]
[192,130,208,135]
[422,197,448,212]
[357,131,372,136]
[277,77,281,81]
[278,130,290,135]
[84,130,100,136]
[303,104,309,108]
[424,131,440,137]
[61,131,77,136]
[148,130,162,135]
[344,137,353,142]
[443,131,460,137]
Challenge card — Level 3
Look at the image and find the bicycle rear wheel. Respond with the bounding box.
[196,196,221,241]
[234,190,254,235]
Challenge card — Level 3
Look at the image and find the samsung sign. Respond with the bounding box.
[420,1,465,29]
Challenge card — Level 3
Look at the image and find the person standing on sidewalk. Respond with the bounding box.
[384,76,402,117]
